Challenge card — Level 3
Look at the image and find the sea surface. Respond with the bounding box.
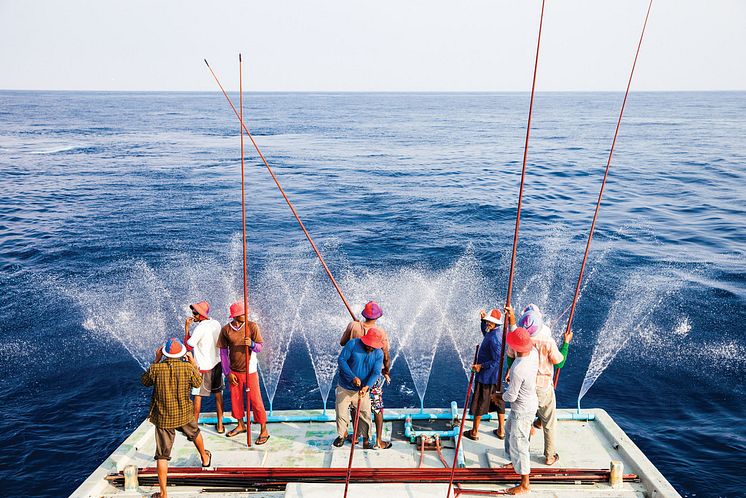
[0,91,744,497]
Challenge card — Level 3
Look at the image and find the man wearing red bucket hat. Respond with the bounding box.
[502,326,539,495]
[185,301,225,434]
[217,301,270,444]
[141,338,212,498]
[340,301,392,449]
[333,327,385,449]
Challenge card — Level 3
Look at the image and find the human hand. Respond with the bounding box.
[359,385,370,395]
[384,374,391,385]
[564,329,573,344]
[242,337,254,347]
[186,317,194,327]
[471,364,482,373]
[352,377,362,388]
[504,371,511,384]
[229,373,239,386]
[504,305,515,325]
[185,352,197,365]
[479,310,487,319]
[154,347,163,363]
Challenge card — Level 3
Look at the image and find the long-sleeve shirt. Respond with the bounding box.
[340,321,391,376]
[502,349,539,415]
[337,338,384,391]
[507,324,565,390]
[475,327,503,385]
[217,320,263,375]
[141,358,202,428]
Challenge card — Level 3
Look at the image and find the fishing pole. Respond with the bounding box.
[446,345,480,498]
[496,0,547,391]
[238,53,252,448]
[204,59,356,322]
[343,394,363,498]
[554,0,654,390]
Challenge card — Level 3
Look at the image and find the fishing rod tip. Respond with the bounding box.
[239,53,242,62]
[204,58,209,66]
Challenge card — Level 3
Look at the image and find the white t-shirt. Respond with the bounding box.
[503,348,539,415]
[187,318,221,371]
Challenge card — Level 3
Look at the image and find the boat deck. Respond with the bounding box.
[72,407,681,498]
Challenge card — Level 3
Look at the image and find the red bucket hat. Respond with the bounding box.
[229,301,246,318]
[361,327,385,349]
[362,301,383,320]
[506,327,534,353]
[190,301,210,319]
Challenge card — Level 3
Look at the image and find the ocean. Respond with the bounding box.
[0,91,744,497]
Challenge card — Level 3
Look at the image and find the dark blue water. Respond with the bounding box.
[0,91,744,497]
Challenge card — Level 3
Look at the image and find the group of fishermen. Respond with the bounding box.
[140,298,572,497]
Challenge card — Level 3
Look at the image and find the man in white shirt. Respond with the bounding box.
[185,300,225,434]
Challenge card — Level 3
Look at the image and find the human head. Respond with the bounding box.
[506,327,533,354]
[162,337,187,358]
[482,308,504,331]
[361,301,383,321]
[361,327,385,351]
[229,301,246,323]
[518,306,543,336]
[189,301,210,321]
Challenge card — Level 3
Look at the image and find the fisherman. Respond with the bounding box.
[502,326,539,495]
[333,328,385,449]
[217,301,270,445]
[184,300,225,433]
[464,308,506,441]
[339,301,392,449]
[141,338,212,498]
[506,304,571,465]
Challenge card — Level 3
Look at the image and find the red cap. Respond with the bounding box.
[506,327,534,353]
[229,301,246,318]
[190,301,210,319]
[361,327,385,349]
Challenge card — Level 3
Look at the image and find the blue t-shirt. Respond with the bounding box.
[337,338,384,391]
[475,327,503,385]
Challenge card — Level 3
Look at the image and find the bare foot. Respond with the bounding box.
[500,463,514,469]
[505,484,530,495]
[545,453,559,465]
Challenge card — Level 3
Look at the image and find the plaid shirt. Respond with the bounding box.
[141,358,202,429]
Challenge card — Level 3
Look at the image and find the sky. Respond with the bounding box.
[1,0,744,92]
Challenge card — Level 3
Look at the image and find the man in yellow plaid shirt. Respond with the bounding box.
[141,337,212,498]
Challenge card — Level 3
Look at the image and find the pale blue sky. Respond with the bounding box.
[1,0,744,91]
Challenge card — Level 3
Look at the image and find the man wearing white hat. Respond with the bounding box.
[464,308,507,441]
[141,337,212,498]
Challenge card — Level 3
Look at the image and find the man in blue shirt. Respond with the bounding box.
[464,308,507,441]
[333,328,385,448]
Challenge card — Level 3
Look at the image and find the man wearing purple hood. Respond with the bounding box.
[506,304,572,465]
[340,301,392,449]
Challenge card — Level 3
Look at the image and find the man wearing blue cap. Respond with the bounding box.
[141,338,212,498]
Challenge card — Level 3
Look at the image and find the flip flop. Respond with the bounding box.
[373,441,393,449]
[201,450,212,468]
[546,453,560,466]
[492,429,505,440]
[226,427,246,438]
[216,424,225,434]
[463,431,479,441]
[255,434,270,445]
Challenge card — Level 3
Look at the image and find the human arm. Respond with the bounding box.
[140,347,163,386]
[337,341,358,386]
[502,368,523,403]
[340,321,357,347]
[185,353,202,388]
[362,350,384,389]
[505,305,517,332]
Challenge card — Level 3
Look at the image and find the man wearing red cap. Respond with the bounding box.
[339,301,392,449]
[185,301,225,433]
[217,301,270,444]
[333,328,385,449]
[502,326,539,495]
[141,338,212,498]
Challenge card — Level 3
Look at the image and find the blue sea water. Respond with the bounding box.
[0,91,744,497]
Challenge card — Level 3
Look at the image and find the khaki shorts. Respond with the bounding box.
[154,420,200,461]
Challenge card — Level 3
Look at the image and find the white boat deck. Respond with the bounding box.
[72,407,681,498]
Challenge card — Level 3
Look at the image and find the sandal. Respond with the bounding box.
[226,427,246,438]
[201,450,212,468]
[463,430,479,441]
[373,441,393,449]
[546,453,560,466]
[216,424,225,434]
[492,429,505,440]
[255,434,270,445]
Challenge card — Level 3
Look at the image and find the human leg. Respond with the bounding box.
[153,427,175,497]
[227,372,246,437]
[193,395,203,422]
[537,386,558,463]
[357,390,373,442]
[156,459,169,497]
[507,412,532,475]
[215,391,225,433]
[248,372,269,442]
[335,386,354,438]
